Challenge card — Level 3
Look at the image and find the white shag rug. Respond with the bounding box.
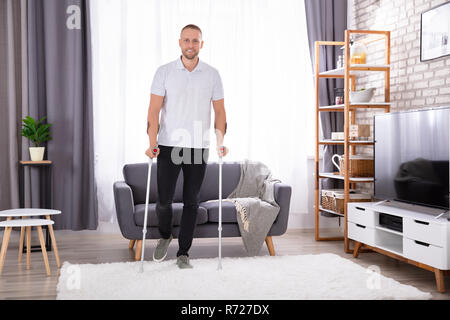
[56,254,432,300]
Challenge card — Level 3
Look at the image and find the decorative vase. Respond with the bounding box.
[350,41,368,64]
[29,147,45,162]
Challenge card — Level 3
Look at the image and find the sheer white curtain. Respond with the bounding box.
[90,0,315,225]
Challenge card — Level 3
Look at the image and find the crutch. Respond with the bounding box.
[139,147,159,273]
[217,146,225,270]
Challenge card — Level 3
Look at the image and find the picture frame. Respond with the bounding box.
[420,1,450,62]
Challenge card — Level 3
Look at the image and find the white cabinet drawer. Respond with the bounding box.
[348,205,375,227]
[403,217,445,248]
[348,222,375,246]
[403,238,445,269]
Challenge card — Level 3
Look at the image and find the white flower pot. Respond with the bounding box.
[29,147,45,162]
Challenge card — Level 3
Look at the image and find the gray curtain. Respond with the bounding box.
[27,0,97,230]
[305,0,347,190]
[0,0,29,211]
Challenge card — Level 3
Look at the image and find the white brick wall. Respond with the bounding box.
[350,0,450,115]
[349,0,450,193]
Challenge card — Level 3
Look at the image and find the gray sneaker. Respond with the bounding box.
[153,235,173,262]
[176,255,193,269]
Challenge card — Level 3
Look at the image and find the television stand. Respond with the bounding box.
[348,201,450,293]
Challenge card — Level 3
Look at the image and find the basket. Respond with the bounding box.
[350,125,371,140]
[321,189,341,211]
[339,155,374,177]
[321,189,372,214]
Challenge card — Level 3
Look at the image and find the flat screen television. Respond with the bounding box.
[374,107,450,210]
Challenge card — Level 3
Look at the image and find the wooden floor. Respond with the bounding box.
[0,228,449,300]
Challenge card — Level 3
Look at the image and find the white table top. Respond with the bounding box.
[0,209,61,217]
[0,219,54,228]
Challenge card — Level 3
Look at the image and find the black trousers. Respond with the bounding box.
[156,145,209,257]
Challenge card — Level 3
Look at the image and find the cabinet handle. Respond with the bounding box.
[356,224,366,229]
[414,220,429,226]
[356,207,365,212]
[414,240,430,247]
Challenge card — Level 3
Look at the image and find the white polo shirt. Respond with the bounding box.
[151,57,224,149]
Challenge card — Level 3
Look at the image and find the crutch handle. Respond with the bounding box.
[218,145,226,157]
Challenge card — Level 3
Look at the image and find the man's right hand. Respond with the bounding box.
[145,146,160,159]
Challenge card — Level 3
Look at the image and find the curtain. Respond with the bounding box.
[305,0,347,190]
[90,0,316,225]
[27,0,97,230]
[0,0,29,211]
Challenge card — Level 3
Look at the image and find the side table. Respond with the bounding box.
[18,161,53,251]
[0,217,60,276]
[0,209,61,257]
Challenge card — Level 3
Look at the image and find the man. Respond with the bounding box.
[145,24,228,269]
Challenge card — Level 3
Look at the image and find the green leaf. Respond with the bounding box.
[21,115,52,145]
[37,116,47,126]
[22,118,36,132]
[37,132,50,142]
[36,124,51,136]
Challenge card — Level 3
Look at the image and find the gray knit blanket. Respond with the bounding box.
[224,160,281,256]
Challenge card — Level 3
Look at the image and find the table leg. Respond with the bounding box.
[46,225,51,251]
[37,226,51,276]
[18,226,25,263]
[45,166,52,251]
[46,216,60,268]
[435,269,446,293]
[353,241,363,258]
[0,227,12,275]
[47,165,52,209]
[26,226,31,270]
[19,165,24,208]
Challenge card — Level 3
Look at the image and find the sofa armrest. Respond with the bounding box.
[269,183,292,236]
[113,181,140,239]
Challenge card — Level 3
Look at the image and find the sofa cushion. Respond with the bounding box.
[134,203,208,227]
[201,200,238,223]
[123,163,160,205]
[199,163,241,202]
[124,162,241,205]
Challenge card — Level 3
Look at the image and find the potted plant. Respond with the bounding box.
[21,116,52,162]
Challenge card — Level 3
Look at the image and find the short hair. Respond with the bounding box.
[181,24,202,37]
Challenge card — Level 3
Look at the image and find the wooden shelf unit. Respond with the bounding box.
[314,30,391,251]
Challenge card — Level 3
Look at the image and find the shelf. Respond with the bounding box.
[375,225,403,236]
[374,243,403,256]
[318,172,375,183]
[319,103,391,112]
[318,68,346,77]
[350,65,390,72]
[314,30,390,249]
[319,206,344,217]
[319,140,374,145]
[374,230,403,255]
[318,65,390,78]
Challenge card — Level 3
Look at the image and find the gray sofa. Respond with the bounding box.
[113,162,292,260]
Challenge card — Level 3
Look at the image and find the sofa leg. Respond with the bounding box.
[265,236,275,256]
[129,240,136,250]
[135,240,142,261]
